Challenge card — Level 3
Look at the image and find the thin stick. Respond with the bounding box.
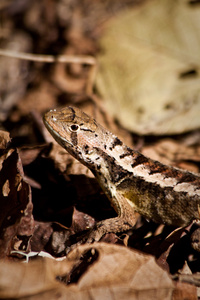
[0,49,97,94]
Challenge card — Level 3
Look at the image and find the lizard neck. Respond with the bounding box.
[83,132,139,186]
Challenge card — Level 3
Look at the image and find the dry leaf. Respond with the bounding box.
[16,82,57,118]
[0,257,72,299]
[173,282,197,300]
[0,130,10,150]
[97,0,200,135]
[0,243,175,300]
[0,32,31,122]
[0,148,34,258]
[142,138,200,173]
[30,221,53,253]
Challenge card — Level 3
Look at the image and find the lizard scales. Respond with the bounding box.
[44,106,200,239]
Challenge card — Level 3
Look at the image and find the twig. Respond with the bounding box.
[0,49,97,94]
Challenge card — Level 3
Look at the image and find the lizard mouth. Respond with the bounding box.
[43,116,73,147]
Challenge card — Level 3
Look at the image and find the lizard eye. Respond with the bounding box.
[70,124,80,132]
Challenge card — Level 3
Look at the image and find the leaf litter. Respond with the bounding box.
[0,0,200,299]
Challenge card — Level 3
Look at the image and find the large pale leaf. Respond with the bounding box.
[96,0,200,135]
[0,243,175,299]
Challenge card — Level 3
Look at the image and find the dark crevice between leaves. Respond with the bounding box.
[56,248,99,285]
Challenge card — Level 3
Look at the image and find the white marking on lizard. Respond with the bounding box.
[132,164,177,187]
[174,183,200,196]
[131,164,150,177]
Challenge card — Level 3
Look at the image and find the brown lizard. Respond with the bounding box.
[43,106,200,243]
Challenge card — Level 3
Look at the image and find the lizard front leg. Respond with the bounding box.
[85,192,138,243]
[64,193,138,253]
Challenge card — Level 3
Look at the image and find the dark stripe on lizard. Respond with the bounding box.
[71,132,78,146]
[109,137,123,151]
[119,147,133,159]
[131,153,149,168]
[94,147,132,183]
[69,106,76,121]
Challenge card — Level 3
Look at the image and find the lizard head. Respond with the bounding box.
[43,106,114,170]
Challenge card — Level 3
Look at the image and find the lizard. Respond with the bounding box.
[43,106,200,244]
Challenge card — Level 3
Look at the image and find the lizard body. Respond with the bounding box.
[43,106,200,240]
